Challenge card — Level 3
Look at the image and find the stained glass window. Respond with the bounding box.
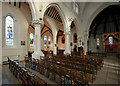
[30,33,33,47]
[62,37,65,44]
[44,35,47,47]
[48,36,51,47]
[97,38,100,46]
[6,16,14,46]
[109,36,113,45]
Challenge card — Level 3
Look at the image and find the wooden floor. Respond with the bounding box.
[2,54,120,85]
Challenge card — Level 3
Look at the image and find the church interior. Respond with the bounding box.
[0,1,120,85]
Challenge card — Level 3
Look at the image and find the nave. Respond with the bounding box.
[1,1,120,86]
[2,54,120,85]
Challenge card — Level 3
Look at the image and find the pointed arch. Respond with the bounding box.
[43,3,68,32]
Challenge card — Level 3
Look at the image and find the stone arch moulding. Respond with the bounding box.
[45,17,58,36]
[43,3,68,33]
[85,2,112,37]
[27,0,37,20]
[4,13,16,21]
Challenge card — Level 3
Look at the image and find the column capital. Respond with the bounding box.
[32,20,44,26]
[64,31,71,35]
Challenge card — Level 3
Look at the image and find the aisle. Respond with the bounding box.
[2,65,19,85]
[92,55,119,85]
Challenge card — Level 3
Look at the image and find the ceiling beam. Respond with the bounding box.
[30,24,35,29]
[57,16,60,21]
[49,7,54,17]
[59,18,62,23]
[41,29,52,36]
[51,8,56,18]
[45,7,50,15]
[55,12,59,19]
[45,25,52,35]
[41,30,49,36]
[41,25,45,33]
[53,10,57,19]
[44,25,52,32]
[48,7,52,16]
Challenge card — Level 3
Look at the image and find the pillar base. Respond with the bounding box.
[32,50,44,60]
[64,51,71,55]
[53,51,57,55]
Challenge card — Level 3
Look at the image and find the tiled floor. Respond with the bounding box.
[2,54,120,85]
[92,54,120,85]
[2,64,19,84]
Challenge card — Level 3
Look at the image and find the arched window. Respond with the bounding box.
[44,35,47,47]
[30,33,33,47]
[109,36,113,45]
[48,36,51,47]
[5,16,14,46]
[97,38,100,46]
[62,37,65,44]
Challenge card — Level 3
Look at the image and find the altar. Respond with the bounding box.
[102,32,120,53]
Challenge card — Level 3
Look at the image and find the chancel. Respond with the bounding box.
[0,0,120,85]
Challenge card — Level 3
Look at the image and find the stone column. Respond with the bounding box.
[64,32,71,55]
[32,20,44,60]
[84,33,88,55]
[53,33,57,55]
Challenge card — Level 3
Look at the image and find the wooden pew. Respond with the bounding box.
[8,58,47,85]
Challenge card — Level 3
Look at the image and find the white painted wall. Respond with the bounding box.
[2,3,29,62]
